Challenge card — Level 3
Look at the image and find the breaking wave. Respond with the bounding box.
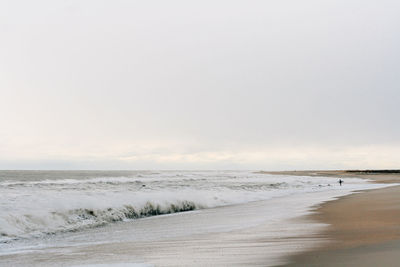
[0,200,200,243]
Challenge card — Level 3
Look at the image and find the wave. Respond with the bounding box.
[0,200,201,243]
[0,175,212,187]
[0,177,145,187]
[0,172,371,245]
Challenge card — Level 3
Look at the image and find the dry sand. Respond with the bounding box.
[266,171,400,267]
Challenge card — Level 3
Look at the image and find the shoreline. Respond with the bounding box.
[260,170,400,183]
[1,171,386,267]
[1,171,398,266]
[0,189,362,267]
[268,171,400,267]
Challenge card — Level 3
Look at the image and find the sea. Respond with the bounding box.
[0,170,393,266]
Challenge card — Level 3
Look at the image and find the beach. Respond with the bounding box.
[1,170,398,266]
[2,0,398,265]
[270,171,400,267]
[1,170,393,266]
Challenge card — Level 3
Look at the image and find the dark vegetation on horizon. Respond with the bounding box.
[346,170,400,174]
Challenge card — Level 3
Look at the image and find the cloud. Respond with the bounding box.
[1,0,399,169]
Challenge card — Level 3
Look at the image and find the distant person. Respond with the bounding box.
[339,179,343,186]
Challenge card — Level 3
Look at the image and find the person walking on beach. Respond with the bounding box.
[339,179,343,186]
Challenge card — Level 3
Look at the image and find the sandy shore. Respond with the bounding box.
[266,171,400,267]
[2,170,398,266]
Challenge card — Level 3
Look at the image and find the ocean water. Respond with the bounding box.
[0,170,394,266]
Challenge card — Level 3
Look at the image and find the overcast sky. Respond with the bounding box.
[1,0,399,170]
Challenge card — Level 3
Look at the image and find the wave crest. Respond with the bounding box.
[1,200,200,243]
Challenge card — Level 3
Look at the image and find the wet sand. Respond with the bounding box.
[267,171,400,267]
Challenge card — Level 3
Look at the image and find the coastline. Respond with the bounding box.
[267,171,400,267]
[1,170,398,266]
[1,171,387,267]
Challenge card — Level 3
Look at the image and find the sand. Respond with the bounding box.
[267,171,400,267]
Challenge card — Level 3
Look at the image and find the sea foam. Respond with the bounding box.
[0,171,387,244]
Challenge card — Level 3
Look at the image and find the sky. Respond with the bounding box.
[1,0,399,170]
